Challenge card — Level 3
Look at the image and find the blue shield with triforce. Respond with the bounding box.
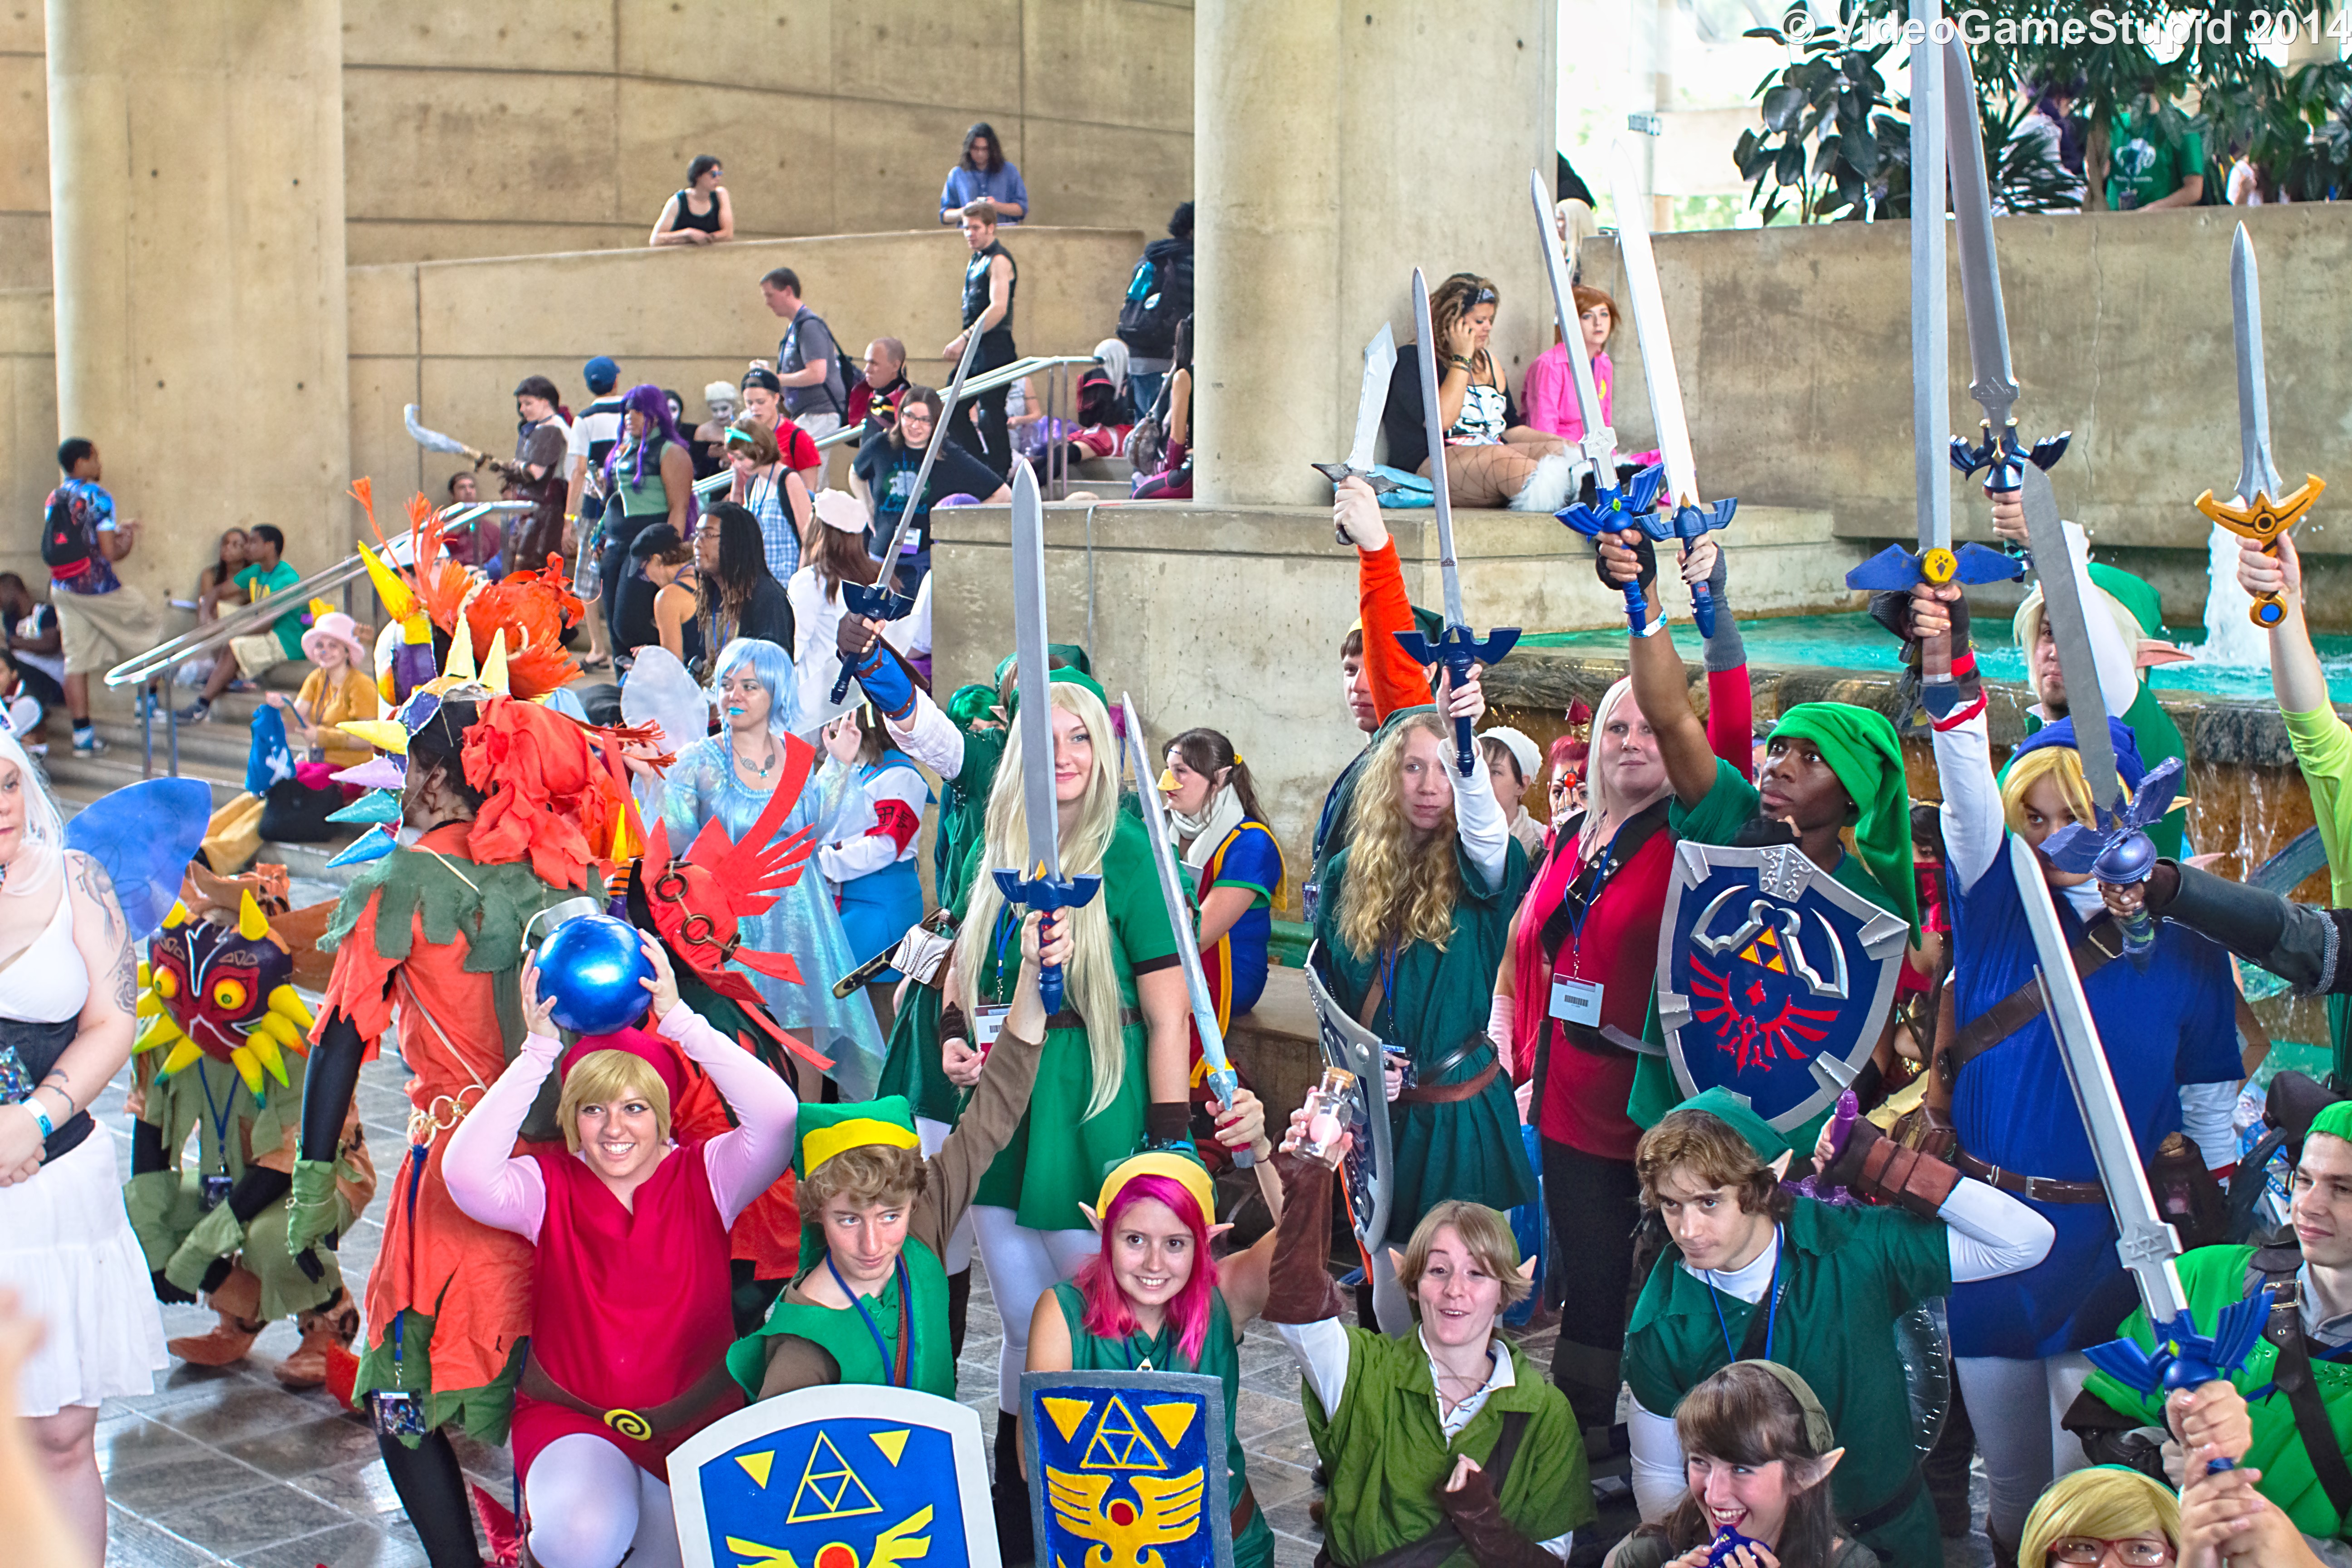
[665,1384,997,1568]
[1021,1368,1236,1568]
[1654,840,1909,1131]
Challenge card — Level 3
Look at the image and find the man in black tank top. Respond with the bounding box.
[945,200,1018,480]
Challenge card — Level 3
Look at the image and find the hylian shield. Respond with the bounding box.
[1022,1369,1236,1568]
[666,1384,997,1568]
[1305,946,1396,1251]
[1654,841,1910,1132]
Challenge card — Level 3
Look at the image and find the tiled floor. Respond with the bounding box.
[89,1045,1995,1567]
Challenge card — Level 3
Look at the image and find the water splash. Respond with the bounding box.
[2200,520,2272,667]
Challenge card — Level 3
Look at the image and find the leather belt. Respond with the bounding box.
[1044,1006,1141,1032]
[1397,1038,1501,1106]
[519,1352,737,1441]
[1952,1150,2106,1204]
[1231,1485,1258,1540]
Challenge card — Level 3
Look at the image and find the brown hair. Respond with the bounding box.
[960,198,999,228]
[1340,627,1365,661]
[1397,1200,1531,1314]
[1570,284,1618,347]
[1633,1362,1842,1566]
[811,520,882,596]
[891,387,945,453]
[801,1142,929,1220]
[1167,727,1270,828]
[557,1050,672,1153]
[1635,1108,1792,1222]
[1429,273,1500,371]
[725,418,780,468]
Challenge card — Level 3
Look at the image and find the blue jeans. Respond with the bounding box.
[1127,370,1166,424]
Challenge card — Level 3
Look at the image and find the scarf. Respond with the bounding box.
[1171,782,1248,875]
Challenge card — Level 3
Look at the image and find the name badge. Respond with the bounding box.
[1549,975,1604,1028]
[1302,882,1321,926]
[973,1004,1011,1057]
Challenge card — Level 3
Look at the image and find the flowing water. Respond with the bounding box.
[2200,521,2273,668]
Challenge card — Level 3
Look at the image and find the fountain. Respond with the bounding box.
[2199,521,2272,668]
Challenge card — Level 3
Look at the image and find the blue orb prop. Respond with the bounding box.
[535,914,654,1036]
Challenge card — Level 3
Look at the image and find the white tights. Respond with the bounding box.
[970,1204,1098,1411]
[525,1431,683,1568]
[1954,1352,2093,1548]
[915,1117,975,1273]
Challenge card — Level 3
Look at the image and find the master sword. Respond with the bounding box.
[989,459,1101,1017]
[830,323,991,704]
[2194,223,2326,627]
[1120,695,1254,1168]
[1312,323,1403,541]
[1942,38,2069,494]
[1393,267,1520,778]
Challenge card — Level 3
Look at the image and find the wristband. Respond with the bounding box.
[1634,612,1669,639]
[20,1098,53,1140]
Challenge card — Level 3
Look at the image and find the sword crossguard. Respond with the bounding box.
[988,867,1105,1018]
[1393,624,1522,776]
[1557,466,1670,633]
[1950,422,2071,494]
[828,581,918,704]
[2195,475,2326,626]
[1647,496,1738,638]
[2083,1293,2273,1475]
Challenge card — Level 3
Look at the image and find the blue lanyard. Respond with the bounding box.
[1380,942,1400,1040]
[195,1059,240,1178]
[988,903,1021,1002]
[1706,1230,1784,1367]
[828,1252,914,1387]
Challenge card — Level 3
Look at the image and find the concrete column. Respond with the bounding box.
[47,0,350,615]
[1196,1,1557,507]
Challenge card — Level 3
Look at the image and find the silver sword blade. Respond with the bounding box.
[2008,833,2189,1324]
[1608,143,1704,509]
[1120,695,1237,1079]
[1007,459,1062,883]
[2018,465,2123,815]
[1529,167,1617,472]
[874,324,992,572]
[1942,38,2018,436]
[2231,223,2287,507]
[404,405,476,459]
[1347,324,1398,475]
[1911,0,1952,552]
[1410,268,1467,629]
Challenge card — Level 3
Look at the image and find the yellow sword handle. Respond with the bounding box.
[2195,474,2327,627]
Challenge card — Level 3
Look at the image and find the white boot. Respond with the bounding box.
[1507,452,1577,514]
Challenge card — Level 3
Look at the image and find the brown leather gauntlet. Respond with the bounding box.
[1822,1115,1961,1220]
[1433,1461,1555,1568]
[1260,1153,1345,1325]
[938,1003,969,1046]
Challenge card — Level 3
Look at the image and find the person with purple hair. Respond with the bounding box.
[600,385,695,640]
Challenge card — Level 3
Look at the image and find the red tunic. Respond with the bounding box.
[511,1138,743,1481]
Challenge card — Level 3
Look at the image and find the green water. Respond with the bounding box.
[1519,614,2352,705]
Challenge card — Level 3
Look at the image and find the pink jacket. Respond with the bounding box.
[1521,344,1612,444]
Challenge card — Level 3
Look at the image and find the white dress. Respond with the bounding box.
[0,880,167,1415]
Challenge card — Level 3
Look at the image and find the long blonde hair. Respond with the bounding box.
[953,681,1129,1119]
[1338,713,1462,960]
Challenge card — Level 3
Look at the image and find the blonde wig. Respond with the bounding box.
[952,680,1129,1120]
[557,1049,673,1153]
[2000,745,2096,838]
[2018,1467,2180,1566]
[1578,676,1671,861]
[1338,713,1462,961]
[1397,1200,1531,1313]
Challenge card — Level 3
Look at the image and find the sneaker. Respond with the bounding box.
[71,730,105,755]
[25,741,46,758]
[174,701,211,725]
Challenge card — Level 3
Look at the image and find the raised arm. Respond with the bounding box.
[1333,478,1433,720]
[1263,1117,1353,1417]
[1699,549,1754,779]
[1815,1115,2056,1281]
[1910,584,2005,893]
[647,946,798,1225]
[1444,671,1510,892]
[1604,532,1719,806]
[442,1027,559,1241]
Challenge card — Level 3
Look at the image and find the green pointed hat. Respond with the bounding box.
[1679,1087,1792,1164]
[794,1096,922,1184]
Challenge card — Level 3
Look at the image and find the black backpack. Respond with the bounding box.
[39,487,93,576]
[1117,243,1193,360]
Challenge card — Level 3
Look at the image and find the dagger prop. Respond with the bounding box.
[1313,323,1404,543]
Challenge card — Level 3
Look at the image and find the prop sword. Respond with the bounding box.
[2195,223,2326,627]
[1601,144,1737,635]
[1121,695,1254,1168]
[1536,167,1666,633]
[1942,39,2069,494]
[404,405,492,468]
[1313,323,1404,536]
[989,459,1102,1016]
[832,325,992,704]
[1393,268,1520,778]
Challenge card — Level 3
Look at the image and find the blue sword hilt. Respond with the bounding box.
[1393,623,1522,776]
[1949,421,2071,496]
[828,580,918,705]
[2083,1293,2272,1476]
[1642,496,1739,639]
[989,868,1105,1017]
[1557,464,1669,633]
[2094,827,2161,965]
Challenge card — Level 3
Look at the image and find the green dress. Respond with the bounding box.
[972,810,1180,1230]
[1306,1325,1593,1568]
[2084,1244,2352,1544]
[1627,760,1910,1142]
[725,1237,956,1400]
[1047,1281,1273,1568]
[1621,1197,1950,1568]
[1311,837,1535,1235]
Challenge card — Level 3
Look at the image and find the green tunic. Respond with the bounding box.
[1047,1281,1273,1568]
[1312,837,1535,1235]
[972,811,1180,1230]
[1305,1326,1593,1568]
[1621,1197,1950,1568]
[2084,1243,2352,1543]
[1628,760,1910,1141]
[726,1237,955,1399]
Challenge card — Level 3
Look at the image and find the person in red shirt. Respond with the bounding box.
[739,368,822,489]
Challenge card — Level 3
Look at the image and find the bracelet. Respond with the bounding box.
[20,1098,53,1140]
[1447,355,1474,371]
[1634,612,1669,638]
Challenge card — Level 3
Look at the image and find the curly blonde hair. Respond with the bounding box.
[1338,714,1462,960]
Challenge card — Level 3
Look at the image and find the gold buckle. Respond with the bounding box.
[601,1406,653,1441]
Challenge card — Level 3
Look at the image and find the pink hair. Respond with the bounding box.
[1075,1174,1218,1364]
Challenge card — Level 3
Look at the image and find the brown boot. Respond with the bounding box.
[167,1264,265,1367]
[275,1286,359,1389]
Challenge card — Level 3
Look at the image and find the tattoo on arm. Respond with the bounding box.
[111,940,137,1014]
[67,852,136,1014]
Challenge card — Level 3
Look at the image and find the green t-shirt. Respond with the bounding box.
[1628,760,1908,1137]
[236,559,306,660]
[1622,1198,1951,1568]
[2107,110,2204,210]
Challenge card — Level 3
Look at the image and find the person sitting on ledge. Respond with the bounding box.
[1383,272,1576,513]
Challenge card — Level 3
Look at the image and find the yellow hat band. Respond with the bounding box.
[802,1117,921,1175]
[1096,1152,1217,1227]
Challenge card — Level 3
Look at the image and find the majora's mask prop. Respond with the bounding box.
[135,889,314,1099]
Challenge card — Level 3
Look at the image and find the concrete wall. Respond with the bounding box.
[0,288,55,586]
[0,0,1192,289]
[1583,204,2352,627]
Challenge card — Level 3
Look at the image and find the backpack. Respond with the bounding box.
[39,487,93,577]
[1117,243,1193,360]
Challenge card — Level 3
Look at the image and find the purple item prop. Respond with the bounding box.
[332,755,407,790]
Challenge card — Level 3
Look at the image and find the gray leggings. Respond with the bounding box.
[1954,1351,2094,1546]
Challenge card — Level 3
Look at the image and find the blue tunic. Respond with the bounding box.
[1198,818,1282,1021]
[1946,845,2241,1358]
[661,736,889,1098]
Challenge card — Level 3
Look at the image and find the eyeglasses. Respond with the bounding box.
[2048,1539,2173,1566]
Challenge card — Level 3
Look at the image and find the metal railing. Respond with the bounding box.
[101,500,534,779]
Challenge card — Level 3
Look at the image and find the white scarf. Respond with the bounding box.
[1170,782,1248,874]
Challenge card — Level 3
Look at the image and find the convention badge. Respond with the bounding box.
[198,1174,234,1213]
[371,1390,426,1440]
[1548,975,1604,1028]
[1383,1046,1415,1098]
[972,1004,1011,1058]
[1301,881,1321,927]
